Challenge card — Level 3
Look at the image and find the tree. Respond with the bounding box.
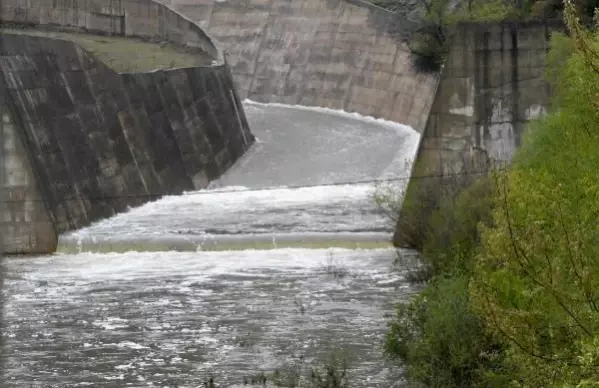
[470,2,599,385]
[386,275,511,387]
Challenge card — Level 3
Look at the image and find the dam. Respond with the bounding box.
[0,2,425,383]
[3,101,422,386]
[1,0,557,385]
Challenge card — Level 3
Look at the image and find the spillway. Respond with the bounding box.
[2,101,421,386]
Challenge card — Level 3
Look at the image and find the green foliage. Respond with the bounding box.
[374,0,597,72]
[384,169,500,386]
[469,9,599,386]
[269,352,350,388]
[391,153,492,253]
[386,275,510,387]
[199,352,350,387]
[387,7,599,388]
[373,0,521,71]
[451,0,520,22]
[390,168,494,275]
[421,176,494,276]
[408,0,454,71]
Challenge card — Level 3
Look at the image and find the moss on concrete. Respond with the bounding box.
[0,28,211,72]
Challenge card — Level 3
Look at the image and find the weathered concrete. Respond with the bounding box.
[1,0,221,62]
[158,0,440,132]
[0,94,57,254]
[0,30,253,254]
[393,21,559,247]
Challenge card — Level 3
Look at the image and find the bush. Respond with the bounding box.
[374,0,583,72]
[385,275,511,387]
[391,151,492,253]
[469,5,599,386]
[199,352,351,387]
[421,176,494,276]
[385,4,599,388]
[384,164,501,387]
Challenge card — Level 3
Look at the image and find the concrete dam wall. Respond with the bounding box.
[393,21,558,247]
[419,21,556,165]
[1,0,558,254]
[0,2,254,254]
[159,0,440,132]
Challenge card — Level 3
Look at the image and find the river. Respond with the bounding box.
[2,101,421,387]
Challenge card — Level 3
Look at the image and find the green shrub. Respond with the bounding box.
[386,5,599,388]
[383,164,501,386]
[470,5,599,386]
[390,152,493,254]
[374,0,575,71]
[421,176,494,276]
[385,275,511,387]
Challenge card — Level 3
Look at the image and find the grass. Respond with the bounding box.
[55,239,394,254]
[0,27,211,73]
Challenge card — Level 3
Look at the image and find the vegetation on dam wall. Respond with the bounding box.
[1,27,210,73]
[384,3,599,386]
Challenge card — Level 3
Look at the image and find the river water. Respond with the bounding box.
[2,101,421,387]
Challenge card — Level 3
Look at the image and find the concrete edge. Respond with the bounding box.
[0,30,224,76]
[0,57,60,252]
[391,63,443,248]
[150,0,226,65]
[0,0,229,68]
[344,0,398,15]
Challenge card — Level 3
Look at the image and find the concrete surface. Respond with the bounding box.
[1,27,212,72]
[0,31,253,254]
[158,0,440,132]
[0,99,57,254]
[394,21,560,247]
[1,0,221,62]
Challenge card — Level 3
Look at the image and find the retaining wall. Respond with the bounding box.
[0,31,253,254]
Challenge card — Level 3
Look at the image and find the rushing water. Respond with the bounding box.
[2,101,421,387]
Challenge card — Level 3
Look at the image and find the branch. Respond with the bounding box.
[500,178,593,337]
[564,0,599,75]
[483,294,584,365]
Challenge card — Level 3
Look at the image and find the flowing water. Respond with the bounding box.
[2,101,422,387]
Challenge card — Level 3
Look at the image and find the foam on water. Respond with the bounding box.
[61,183,385,241]
[5,102,424,386]
[59,102,420,250]
[243,99,419,138]
[3,248,418,386]
[12,248,396,282]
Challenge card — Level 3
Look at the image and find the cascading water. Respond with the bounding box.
[2,101,422,387]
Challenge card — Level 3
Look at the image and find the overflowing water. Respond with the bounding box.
[2,101,421,387]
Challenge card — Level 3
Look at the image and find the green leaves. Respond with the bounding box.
[470,19,599,387]
[386,275,511,387]
[387,9,599,388]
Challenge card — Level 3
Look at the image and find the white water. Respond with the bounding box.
[3,102,421,386]
[59,101,420,251]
